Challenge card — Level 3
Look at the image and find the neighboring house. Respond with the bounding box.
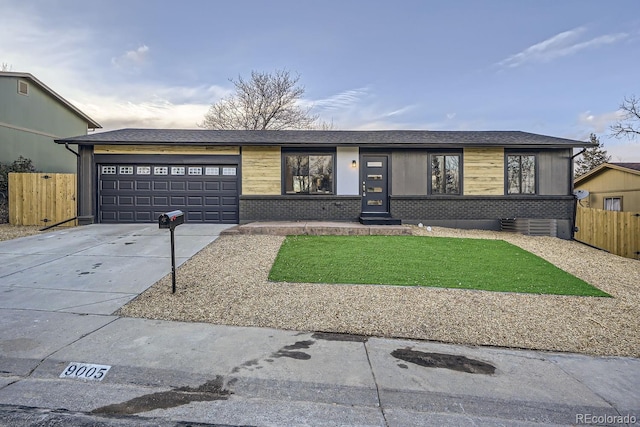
[574,163,640,212]
[56,129,593,239]
[0,72,101,173]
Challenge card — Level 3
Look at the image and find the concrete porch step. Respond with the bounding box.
[221,221,412,236]
[358,216,402,226]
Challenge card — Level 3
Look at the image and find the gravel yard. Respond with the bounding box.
[0,224,53,242]
[117,227,640,358]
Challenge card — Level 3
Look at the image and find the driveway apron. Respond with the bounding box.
[0,224,230,314]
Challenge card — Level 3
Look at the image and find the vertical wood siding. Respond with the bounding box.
[575,206,640,259]
[242,146,281,195]
[9,173,76,226]
[463,147,504,195]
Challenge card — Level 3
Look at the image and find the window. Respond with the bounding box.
[430,154,460,194]
[284,154,334,194]
[507,155,536,194]
[604,197,621,211]
[119,166,133,175]
[101,166,116,175]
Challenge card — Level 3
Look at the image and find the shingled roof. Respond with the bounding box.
[56,128,591,148]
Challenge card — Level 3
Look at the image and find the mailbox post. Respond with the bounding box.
[158,210,184,293]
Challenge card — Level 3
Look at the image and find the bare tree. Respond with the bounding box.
[201,69,319,130]
[1,63,12,71]
[611,95,640,139]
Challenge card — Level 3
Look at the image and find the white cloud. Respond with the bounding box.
[577,110,624,134]
[111,45,150,73]
[0,2,232,130]
[498,27,629,68]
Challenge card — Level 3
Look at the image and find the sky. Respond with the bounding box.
[1,0,639,160]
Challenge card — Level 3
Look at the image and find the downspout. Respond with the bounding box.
[41,142,81,230]
[569,149,586,240]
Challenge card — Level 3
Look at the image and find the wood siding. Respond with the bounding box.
[463,147,504,195]
[94,145,240,155]
[9,173,76,226]
[575,206,639,259]
[575,168,640,212]
[242,146,281,195]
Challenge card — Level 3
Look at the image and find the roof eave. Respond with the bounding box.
[1,71,102,129]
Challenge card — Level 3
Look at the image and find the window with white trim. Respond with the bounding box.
[604,197,621,211]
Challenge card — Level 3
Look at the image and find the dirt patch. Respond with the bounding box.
[391,348,496,374]
[0,224,55,242]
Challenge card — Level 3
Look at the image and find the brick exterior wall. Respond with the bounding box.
[240,195,575,236]
[240,196,361,222]
[390,196,575,220]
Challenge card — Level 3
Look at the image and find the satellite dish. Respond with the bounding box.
[573,189,589,200]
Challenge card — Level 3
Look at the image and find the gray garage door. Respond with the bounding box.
[98,164,239,223]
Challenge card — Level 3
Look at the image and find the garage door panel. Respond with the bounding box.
[170,196,186,205]
[153,196,169,206]
[136,196,151,206]
[204,181,220,191]
[187,196,203,206]
[222,197,237,206]
[136,181,152,191]
[171,182,186,191]
[117,212,134,222]
[119,181,134,190]
[205,196,220,206]
[205,211,220,221]
[101,181,117,190]
[118,196,134,205]
[99,163,238,224]
[135,211,153,221]
[153,181,169,191]
[222,181,237,191]
[187,211,203,221]
[188,181,203,191]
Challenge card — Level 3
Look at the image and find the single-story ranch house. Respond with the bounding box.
[56,129,594,239]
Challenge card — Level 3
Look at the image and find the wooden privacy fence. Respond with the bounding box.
[8,173,76,227]
[575,206,640,260]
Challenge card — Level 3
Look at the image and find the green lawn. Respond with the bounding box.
[268,235,610,297]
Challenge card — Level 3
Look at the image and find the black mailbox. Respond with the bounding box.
[159,210,185,229]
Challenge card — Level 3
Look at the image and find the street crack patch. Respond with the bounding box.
[91,376,232,415]
[391,349,495,374]
[312,332,368,342]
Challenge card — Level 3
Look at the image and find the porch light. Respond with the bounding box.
[351,160,357,168]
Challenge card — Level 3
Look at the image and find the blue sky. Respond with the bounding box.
[1,0,639,160]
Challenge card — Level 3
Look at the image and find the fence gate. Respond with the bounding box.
[8,173,77,227]
[575,206,640,260]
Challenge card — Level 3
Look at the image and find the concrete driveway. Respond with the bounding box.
[0,224,231,315]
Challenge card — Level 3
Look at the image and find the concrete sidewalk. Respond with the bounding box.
[0,225,638,426]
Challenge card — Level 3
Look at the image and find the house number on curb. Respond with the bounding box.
[59,362,111,381]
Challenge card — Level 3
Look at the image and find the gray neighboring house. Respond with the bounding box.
[56,129,594,239]
[0,72,101,173]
